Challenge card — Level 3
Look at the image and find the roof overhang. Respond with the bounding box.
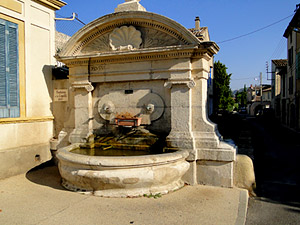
[284,9,300,38]
[33,0,66,10]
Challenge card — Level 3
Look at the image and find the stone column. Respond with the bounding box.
[68,79,94,144]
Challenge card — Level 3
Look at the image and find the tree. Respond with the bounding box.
[235,85,247,108]
[213,61,234,112]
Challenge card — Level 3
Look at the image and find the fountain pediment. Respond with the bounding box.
[57,11,201,57]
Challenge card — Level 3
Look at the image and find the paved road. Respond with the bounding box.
[245,117,300,225]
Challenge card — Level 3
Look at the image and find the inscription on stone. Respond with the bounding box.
[54,89,68,102]
[90,65,105,72]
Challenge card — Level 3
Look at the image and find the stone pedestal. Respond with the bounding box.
[115,0,146,12]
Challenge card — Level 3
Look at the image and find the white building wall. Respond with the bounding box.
[0,0,64,179]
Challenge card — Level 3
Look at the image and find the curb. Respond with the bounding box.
[235,189,249,225]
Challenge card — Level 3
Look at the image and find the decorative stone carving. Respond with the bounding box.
[143,29,181,48]
[109,26,142,51]
[164,78,196,89]
[98,101,116,121]
[70,82,94,92]
[81,34,110,54]
[146,103,155,114]
[97,90,164,124]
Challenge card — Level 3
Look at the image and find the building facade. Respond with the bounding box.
[0,0,65,179]
[283,5,300,130]
[247,84,271,116]
[271,59,288,123]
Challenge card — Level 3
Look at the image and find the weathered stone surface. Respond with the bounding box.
[233,154,256,195]
[57,144,190,197]
[115,0,146,13]
[196,160,234,188]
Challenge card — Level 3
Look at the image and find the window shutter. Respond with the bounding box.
[0,21,8,117]
[297,52,300,79]
[8,23,19,117]
[0,19,19,118]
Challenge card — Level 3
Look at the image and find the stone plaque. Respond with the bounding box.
[54,89,68,102]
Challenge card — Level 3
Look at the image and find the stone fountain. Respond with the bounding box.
[54,0,236,197]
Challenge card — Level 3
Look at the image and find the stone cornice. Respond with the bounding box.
[33,0,66,10]
[198,41,220,57]
[56,45,219,67]
[57,45,200,66]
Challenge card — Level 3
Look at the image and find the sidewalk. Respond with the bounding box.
[0,165,248,225]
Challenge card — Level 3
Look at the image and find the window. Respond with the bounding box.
[297,52,300,79]
[282,75,286,98]
[288,47,293,66]
[289,76,293,95]
[0,18,19,118]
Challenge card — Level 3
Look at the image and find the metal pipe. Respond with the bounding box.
[55,12,76,21]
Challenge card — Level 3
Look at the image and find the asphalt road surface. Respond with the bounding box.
[245,117,300,225]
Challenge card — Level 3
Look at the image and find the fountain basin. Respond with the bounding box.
[57,143,190,197]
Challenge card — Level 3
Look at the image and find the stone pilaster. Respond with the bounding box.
[68,80,94,144]
[165,78,197,161]
[191,58,236,187]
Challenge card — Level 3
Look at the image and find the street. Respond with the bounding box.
[246,117,300,225]
[212,113,300,224]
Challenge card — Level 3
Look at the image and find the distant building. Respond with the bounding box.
[271,59,288,123]
[283,4,300,130]
[247,85,271,116]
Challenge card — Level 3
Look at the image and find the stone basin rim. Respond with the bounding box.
[57,143,190,167]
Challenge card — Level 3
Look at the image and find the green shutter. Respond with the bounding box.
[0,19,19,118]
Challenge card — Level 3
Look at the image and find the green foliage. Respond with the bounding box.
[235,85,247,107]
[213,61,234,112]
[143,193,162,199]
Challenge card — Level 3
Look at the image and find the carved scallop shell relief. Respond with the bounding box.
[109,26,142,51]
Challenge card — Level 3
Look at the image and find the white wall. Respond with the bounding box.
[0,0,60,179]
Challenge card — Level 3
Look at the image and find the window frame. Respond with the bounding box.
[0,18,20,118]
[0,14,25,121]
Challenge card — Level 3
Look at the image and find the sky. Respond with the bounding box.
[56,0,300,91]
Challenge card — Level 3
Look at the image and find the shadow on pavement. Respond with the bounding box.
[25,160,65,191]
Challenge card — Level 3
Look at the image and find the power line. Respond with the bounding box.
[231,76,258,81]
[269,37,286,60]
[217,13,294,44]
